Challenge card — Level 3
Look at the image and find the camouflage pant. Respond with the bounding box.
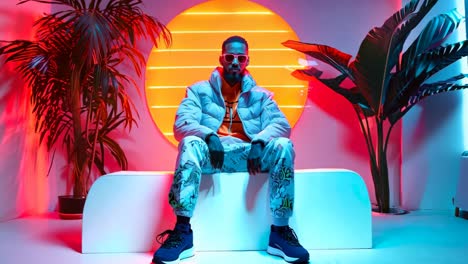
[169,136,295,219]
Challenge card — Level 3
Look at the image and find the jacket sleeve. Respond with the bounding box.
[251,92,291,143]
[173,86,216,142]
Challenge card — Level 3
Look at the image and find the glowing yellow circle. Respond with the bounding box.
[145,0,308,146]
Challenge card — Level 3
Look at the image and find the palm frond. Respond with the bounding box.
[19,0,86,9]
[2,0,169,196]
[292,67,374,115]
[101,134,128,169]
[388,41,468,115]
[89,0,105,9]
[384,12,464,117]
[111,44,146,76]
[401,8,463,74]
[391,0,439,73]
[410,74,468,105]
[282,40,354,80]
[349,0,421,113]
[423,41,468,78]
[387,74,468,125]
[283,0,468,213]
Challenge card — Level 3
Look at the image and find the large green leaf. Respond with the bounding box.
[387,74,468,124]
[283,0,467,214]
[410,74,468,105]
[401,9,463,75]
[390,40,468,113]
[349,0,423,114]
[292,68,374,116]
[282,40,354,80]
[384,9,463,117]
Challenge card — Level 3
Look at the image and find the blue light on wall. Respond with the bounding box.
[462,0,468,149]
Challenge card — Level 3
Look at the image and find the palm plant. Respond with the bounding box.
[282,0,468,213]
[0,0,171,200]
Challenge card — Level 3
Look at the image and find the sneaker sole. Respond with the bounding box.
[155,247,195,264]
[267,246,306,263]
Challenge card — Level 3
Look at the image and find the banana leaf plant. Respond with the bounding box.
[283,0,468,213]
[0,0,171,197]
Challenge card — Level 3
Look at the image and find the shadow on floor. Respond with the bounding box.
[40,224,82,253]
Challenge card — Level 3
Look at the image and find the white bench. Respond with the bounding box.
[82,169,372,253]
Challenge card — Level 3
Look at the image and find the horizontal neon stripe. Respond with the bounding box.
[171,30,289,34]
[148,85,186,89]
[263,85,307,88]
[153,48,294,52]
[147,65,305,70]
[151,105,305,109]
[148,85,306,89]
[184,11,273,15]
[279,105,308,109]
[151,106,179,109]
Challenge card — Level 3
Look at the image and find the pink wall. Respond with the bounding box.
[0,1,53,221]
[0,0,409,221]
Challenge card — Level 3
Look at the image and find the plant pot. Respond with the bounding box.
[58,195,86,220]
[371,204,409,215]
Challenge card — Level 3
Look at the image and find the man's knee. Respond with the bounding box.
[178,136,206,149]
[273,137,294,151]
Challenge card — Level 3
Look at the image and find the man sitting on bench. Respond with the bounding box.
[152,35,310,264]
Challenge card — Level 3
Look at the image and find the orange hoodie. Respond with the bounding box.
[217,74,250,142]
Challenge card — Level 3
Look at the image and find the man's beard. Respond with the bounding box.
[231,71,242,81]
[225,70,243,84]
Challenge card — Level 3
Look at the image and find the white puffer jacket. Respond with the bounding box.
[173,67,291,143]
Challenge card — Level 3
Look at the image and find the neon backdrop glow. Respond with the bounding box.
[145,0,308,146]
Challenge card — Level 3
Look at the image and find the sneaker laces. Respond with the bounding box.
[280,227,301,246]
[156,229,183,248]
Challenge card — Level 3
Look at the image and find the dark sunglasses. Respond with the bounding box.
[222,54,248,63]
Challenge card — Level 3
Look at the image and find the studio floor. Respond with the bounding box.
[1,210,467,264]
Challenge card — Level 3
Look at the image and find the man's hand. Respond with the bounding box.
[248,141,264,175]
[205,134,224,169]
